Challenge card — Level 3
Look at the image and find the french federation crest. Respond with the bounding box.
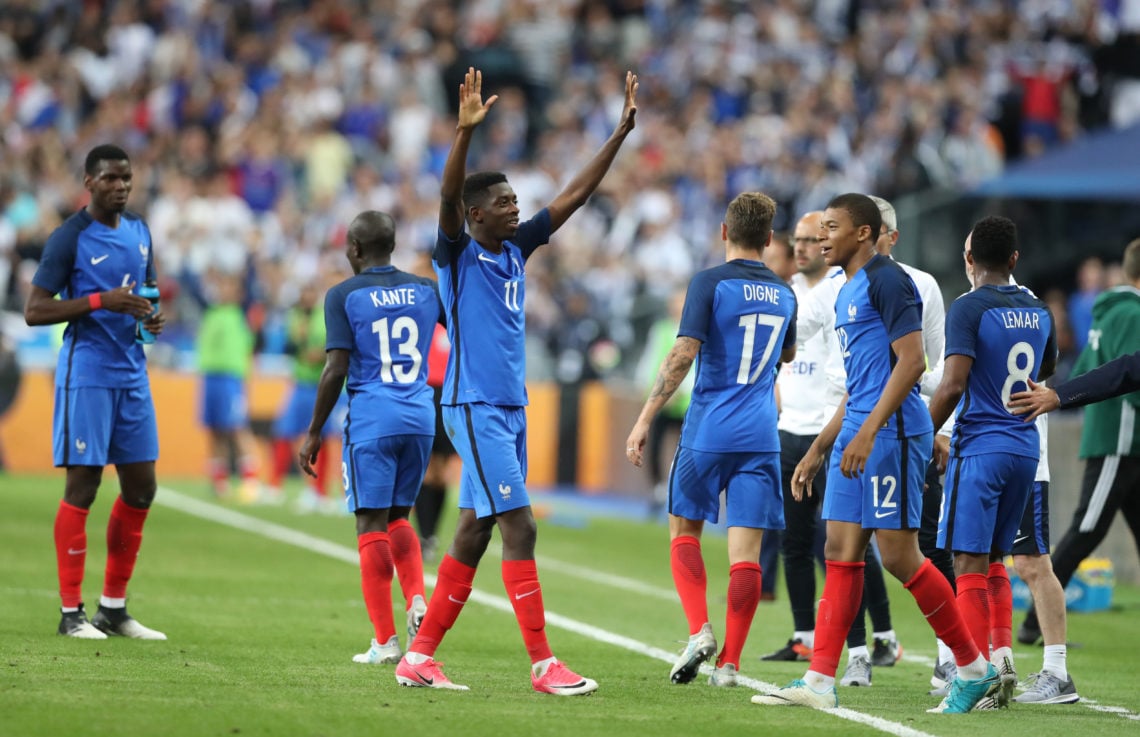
[847,302,857,319]
[498,483,512,501]
[139,242,149,259]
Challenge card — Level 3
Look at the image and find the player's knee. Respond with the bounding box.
[1012,554,1049,583]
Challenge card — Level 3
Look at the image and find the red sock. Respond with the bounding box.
[315,443,335,497]
[208,458,228,492]
[670,536,708,634]
[239,454,259,483]
[54,501,89,608]
[956,573,990,655]
[905,558,982,666]
[988,561,1013,651]
[270,439,292,488]
[719,562,762,668]
[502,559,554,663]
[809,560,864,678]
[387,519,425,605]
[358,532,396,642]
[412,554,475,657]
[103,497,150,600]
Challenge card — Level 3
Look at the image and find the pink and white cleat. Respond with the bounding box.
[395,656,469,691]
[532,660,598,696]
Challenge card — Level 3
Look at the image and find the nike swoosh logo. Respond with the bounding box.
[412,668,433,685]
[448,595,466,604]
[67,548,86,555]
[874,510,896,519]
[514,589,540,600]
[90,255,109,265]
[1013,535,1029,545]
[477,253,497,263]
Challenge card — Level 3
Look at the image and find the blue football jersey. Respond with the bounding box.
[433,209,552,407]
[677,260,797,453]
[32,209,156,389]
[324,266,444,443]
[834,254,933,438]
[945,284,1056,458]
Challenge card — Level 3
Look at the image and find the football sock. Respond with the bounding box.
[208,457,228,494]
[847,644,869,659]
[502,559,554,664]
[387,519,425,605]
[670,536,708,635]
[809,560,864,678]
[314,441,333,497]
[955,572,990,655]
[357,532,396,642]
[718,562,761,668]
[54,501,89,609]
[794,630,815,648]
[239,454,259,483]
[904,559,984,674]
[987,561,1013,651]
[411,554,475,658]
[103,497,149,600]
[1042,644,1068,680]
[270,439,292,488]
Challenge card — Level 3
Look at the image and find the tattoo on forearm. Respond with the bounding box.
[648,342,696,402]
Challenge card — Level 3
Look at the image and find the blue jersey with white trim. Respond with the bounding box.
[834,254,932,438]
[32,209,156,389]
[324,266,443,443]
[945,284,1056,458]
[678,259,797,453]
[433,209,552,407]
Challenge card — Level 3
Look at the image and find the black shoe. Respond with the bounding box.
[58,603,108,639]
[1017,620,1042,646]
[871,637,901,667]
[91,605,167,640]
[761,638,811,661]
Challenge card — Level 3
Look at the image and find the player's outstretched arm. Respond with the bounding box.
[546,71,638,233]
[625,335,698,467]
[24,284,154,326]
[299,349,349,477]
[439,67,498,241]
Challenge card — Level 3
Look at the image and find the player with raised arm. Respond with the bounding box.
[752,193,995,714]
[625,192,796,687]
[298,211,439,665]
[927,217,1057,710]
[394,67,637,694]
[25,144,167,640]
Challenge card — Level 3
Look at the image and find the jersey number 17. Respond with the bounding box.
[736,314,786,385]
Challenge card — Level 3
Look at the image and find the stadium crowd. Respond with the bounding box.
[3,0,1140,381]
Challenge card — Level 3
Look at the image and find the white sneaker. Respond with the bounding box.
[751,678,838,708]
[353,635,402,664]
[1012,670,1079,704]
[708,663,737,687]
[670,623,717,684]
[407,594,427,642]
[58,606,107,639]
[90,606,166,640]
[839,654,872,687]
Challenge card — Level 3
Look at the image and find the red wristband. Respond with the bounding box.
[88,292,103,311]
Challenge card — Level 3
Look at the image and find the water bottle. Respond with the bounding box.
[135,279,160,344]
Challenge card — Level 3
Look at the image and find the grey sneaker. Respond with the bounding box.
[1013,670,1080,704]
[871,637,901,667]
[708,663,738,687]
[930,659,957,697]
[839,654,872,687]
[670,623,717,684]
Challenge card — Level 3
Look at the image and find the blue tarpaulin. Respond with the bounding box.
[972,123,1140,201]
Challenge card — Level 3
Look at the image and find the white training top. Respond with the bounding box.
[777,269,847,435]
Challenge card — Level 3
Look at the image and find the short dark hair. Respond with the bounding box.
[85,144,130,176]
[463,171,509,212]
[969,215,1018,269]
[1123,238,1140,281]
[725,192,777,250]
[348,210,397,257]
[826,193,881,240]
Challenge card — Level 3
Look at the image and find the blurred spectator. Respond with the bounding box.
[765,232,796,282]
[1069,255,1107,353]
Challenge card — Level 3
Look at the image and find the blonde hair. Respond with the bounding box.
[725,192,777,251]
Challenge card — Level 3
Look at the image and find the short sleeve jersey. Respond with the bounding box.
[677,259,797,453]
[945,284,1056,458]
[433,209,552,407]
[324,265,444,443]
[32,209,156,389]
[834,254,932,438]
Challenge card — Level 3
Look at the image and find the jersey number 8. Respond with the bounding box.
[1000,341,1035,410]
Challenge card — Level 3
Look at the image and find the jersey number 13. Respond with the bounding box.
[372,316,423,384]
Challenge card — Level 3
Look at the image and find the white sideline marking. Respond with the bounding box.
[155,489,1140,727]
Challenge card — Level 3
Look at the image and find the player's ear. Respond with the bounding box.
[720,222,728,243]
[1010,250,1019,270]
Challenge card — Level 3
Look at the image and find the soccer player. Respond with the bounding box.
[298,210,437,665]
[196,269,261,503]
[393,67,637,695]
[626,192,796,687]
[24,143,167,640]
[753,193,995,714]
[927,216,1057,710]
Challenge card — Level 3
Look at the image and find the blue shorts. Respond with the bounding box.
[939,453,1036,554]
[342,434,431,512]
[201,375,248,431]
[272,383,345,438]
[444,403,529,519]
[53,385,158,467]
[823,428,931,530]
[669,447,784,528]
[1012,481,1050,556]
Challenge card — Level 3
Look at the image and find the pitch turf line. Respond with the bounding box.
[155,488,940,737]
